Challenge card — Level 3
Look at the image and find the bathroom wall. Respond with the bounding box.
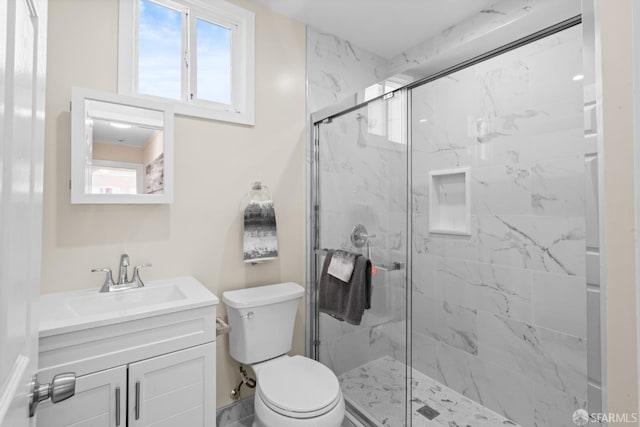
[306,26,387,114]
[43,0,306,408]
[596,0,640,421]
[411,25,586,427]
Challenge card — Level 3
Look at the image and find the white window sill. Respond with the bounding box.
[174,101,254,126]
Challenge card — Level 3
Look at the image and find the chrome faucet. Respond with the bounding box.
[118,254,130,285]
[92,254,152,292]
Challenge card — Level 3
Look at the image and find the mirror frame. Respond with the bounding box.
[71,87,175,204]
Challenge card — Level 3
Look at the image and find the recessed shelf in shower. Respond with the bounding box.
[428,167,471,236]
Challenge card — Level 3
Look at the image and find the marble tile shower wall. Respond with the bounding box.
[317,100,407,376]
[307,26,388,114]
[410,25,585,427]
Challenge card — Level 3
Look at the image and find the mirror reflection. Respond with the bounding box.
[84,100,165,196]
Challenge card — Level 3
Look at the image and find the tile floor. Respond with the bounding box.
[339,356,519,427]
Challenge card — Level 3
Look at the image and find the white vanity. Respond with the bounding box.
[36,277,218,427]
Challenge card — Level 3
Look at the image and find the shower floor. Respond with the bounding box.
[339,356,519,427]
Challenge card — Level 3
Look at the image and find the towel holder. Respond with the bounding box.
[248,181,271,201]
[314,248,404,272]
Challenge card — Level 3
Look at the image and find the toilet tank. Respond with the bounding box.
[223,282,304,364]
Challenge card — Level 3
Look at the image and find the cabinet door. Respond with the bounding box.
[128,342,215,427]
[37,366,127,427]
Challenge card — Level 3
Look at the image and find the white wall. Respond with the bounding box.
[594,0,639,422]
[43,0,306,408]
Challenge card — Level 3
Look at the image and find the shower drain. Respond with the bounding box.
[417,404,440,420]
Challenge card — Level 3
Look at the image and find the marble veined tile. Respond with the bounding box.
[534,383,587,427]
[531,155,585,217]
[412,250,436,299]
[307,26,387,113]
[469,128,584,168]
[472,164,532,215]
[478,312,587,400]
[412,293,478,355]
[339,356,520,427]
[477,214,585,276]
[432,342,534,426]
[413,213,479,262]
[435,258,532,323]
[532,271,587,339]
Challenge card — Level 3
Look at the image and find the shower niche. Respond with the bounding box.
[428,167,470,235]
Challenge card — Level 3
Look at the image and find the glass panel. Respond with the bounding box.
[315,96,408,426]
[410,25,585,426]
[196,18,231,105]
[138,0,182,100]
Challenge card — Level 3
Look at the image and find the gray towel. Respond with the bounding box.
[318,250,372,325]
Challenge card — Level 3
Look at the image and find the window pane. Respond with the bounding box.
[138,0,182,100]
[196,18,231,105]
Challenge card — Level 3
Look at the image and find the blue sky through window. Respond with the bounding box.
[137,0,232,105]
[196,19,231,105]
[138,0,182,100]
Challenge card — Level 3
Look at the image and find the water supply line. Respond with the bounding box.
[230,365,256,400]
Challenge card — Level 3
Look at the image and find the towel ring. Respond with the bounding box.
[247,181,271,201]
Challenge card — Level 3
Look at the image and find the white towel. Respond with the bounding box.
[327,250,357,283]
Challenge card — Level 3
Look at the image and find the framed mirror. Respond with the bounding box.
[71,87,174,204]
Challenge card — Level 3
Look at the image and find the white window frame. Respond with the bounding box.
[118,0,255,125]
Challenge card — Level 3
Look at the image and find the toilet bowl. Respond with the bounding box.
[222,282,345,427]
[250,355,344,427]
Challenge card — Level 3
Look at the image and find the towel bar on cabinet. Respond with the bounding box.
[314,248,404,272]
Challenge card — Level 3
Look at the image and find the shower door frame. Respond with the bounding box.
[307,13,593,427]
[308,90,413,425]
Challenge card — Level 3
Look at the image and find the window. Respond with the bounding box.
[118,0,255,125]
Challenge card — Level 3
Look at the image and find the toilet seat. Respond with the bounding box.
[255,355,341,419]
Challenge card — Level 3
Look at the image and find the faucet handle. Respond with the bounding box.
[132,264,152,287]
[92,268,115,293]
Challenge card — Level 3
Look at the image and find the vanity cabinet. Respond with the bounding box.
[38,344,214,427]
[37,278,218,427]
[128,343,215,426]
[38,366,126,427]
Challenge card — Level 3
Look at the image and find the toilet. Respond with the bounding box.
[223,282,345,427]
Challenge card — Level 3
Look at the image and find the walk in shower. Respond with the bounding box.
[309,17,595,427]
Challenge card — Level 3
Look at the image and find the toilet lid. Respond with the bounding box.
[257,356,341,417]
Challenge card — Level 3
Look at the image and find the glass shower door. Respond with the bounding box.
[313,94,409,426]
[409,24,587,427]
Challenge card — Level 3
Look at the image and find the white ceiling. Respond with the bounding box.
[250,0,497,59]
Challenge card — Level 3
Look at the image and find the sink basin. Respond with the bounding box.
[40,276,218,337]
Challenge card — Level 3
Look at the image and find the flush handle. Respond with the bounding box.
[241,311,254,320]
[29,372,76,417]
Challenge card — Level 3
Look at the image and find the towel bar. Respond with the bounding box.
[314,248,404,272]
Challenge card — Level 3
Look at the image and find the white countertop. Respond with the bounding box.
[39,276,219,337]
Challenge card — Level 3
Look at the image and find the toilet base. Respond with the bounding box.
[252,389,345,427]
